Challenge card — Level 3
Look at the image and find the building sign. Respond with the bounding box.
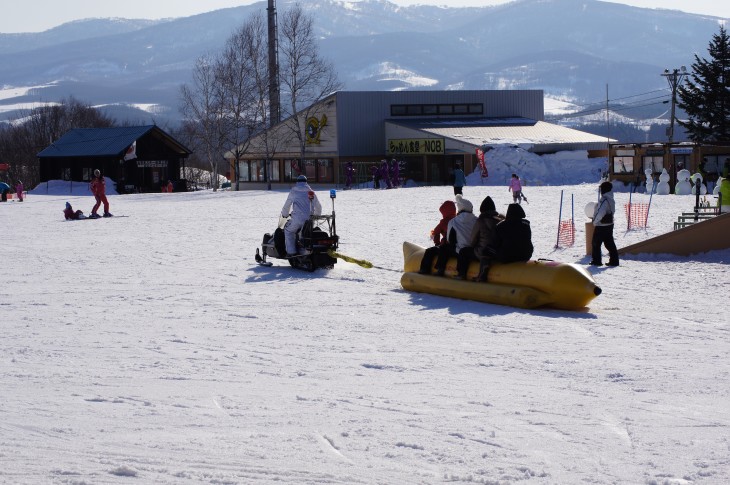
[616,149,635,156]
[136,160,168,168]
[645,148,665,156]
[305,114,328,145]
[670,147,693,154]
[388,138,444,155]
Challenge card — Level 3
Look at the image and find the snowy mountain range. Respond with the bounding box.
[0,0,724,131]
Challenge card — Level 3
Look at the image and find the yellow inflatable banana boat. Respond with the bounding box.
[401,242,601,310]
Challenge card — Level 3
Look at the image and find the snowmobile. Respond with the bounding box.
[255,189,339,272]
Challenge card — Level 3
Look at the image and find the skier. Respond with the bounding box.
[508,173,528,204]
[281,175,322,257]
[89,169,111,218]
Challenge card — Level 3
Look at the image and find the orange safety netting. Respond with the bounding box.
[556,220,575,248]
[625,203,650,229]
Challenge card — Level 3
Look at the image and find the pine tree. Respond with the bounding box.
[677,26,730,142]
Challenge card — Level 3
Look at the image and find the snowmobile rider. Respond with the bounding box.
[281,175,322,257]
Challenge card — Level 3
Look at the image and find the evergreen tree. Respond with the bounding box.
[677,26,730,142]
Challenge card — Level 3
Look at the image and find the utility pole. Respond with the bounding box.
[266,0,281,190]
[662,66,688,144]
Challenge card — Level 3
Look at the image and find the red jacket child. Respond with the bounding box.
[89,169,111,217]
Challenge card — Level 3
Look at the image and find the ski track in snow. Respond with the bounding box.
[1,179,729,484]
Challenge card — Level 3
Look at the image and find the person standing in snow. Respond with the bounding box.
[468,196,504,282]
[435,194,477,279]
[390,159,400,188]
[508,173,528,204]
[15,180,24,202]
[280,175,322,257]
[418,200,456,275]
[590,181,619,267]
[89,169,111,218]
[453,163,466,195]
[344,161,355,190]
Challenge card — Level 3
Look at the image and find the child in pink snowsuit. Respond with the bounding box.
[509,173,528,204]
[15,180,24,201]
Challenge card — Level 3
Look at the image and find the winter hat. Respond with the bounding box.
[94,169,100,177]
[439,200,457,219]
[455,194,473,212]
[505,203,526,220]
[65,202,71,209]
[600,181,613,194]
[479,196,496,213]
[297,175,307,182]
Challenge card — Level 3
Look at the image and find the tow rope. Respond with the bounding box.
[327,250,373,268]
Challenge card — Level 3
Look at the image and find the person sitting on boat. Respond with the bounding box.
[281,175,322,257]
[419,200,456,275]
[468,196,504,282]
[435,194,477,279]
[495,203,533,264]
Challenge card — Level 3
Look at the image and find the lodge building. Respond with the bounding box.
[226,90,610,189]
[37,125,192,193]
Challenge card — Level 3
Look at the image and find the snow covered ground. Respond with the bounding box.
[2,158,729,484]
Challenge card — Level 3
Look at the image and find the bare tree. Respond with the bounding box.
[279,4,343,163]
[0,97,115,188]
[179,54,227,190]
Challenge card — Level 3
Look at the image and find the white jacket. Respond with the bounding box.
[281,182,322,223]
[447,211,478,252]
[593,191,616,227]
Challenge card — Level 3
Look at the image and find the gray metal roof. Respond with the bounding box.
[387,117,613,152]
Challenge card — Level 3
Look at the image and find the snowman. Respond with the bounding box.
[690,173,707,195]
[675,169,692,195]
[656,168,671,195]
[645,168,655,194]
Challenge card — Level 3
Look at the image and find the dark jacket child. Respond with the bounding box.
[468,196,504,282]
[419,200,457,275]
[495,203,533,263]
[435,195,477,278]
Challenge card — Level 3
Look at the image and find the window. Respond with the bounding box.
[82,168,93,181]
[390,103,484,117]
[642,156,663,173]
[62,168,71,181]
[613,156,635,174]
[317,159,333,182]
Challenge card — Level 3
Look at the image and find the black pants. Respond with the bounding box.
[456,247,476,277]
[435,244,456,275]
[591,224,619,264]
[419,246,441,274]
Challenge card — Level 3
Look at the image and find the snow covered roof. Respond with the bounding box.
[386,117,614,152]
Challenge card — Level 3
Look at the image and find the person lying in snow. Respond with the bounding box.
[63,202,85,220]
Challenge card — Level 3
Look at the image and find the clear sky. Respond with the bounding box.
[0,0,727,33]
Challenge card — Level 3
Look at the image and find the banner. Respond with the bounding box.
[476,147,489,178]
[124,141,137,161]
[388,138,444,155]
